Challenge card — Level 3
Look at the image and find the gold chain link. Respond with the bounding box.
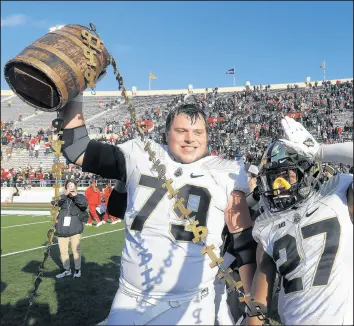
[21,22,270,325]
[110,54,270,325]
[21,115,64,326]
[22,24,109,325]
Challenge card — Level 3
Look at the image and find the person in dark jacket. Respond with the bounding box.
[53,179,88,279]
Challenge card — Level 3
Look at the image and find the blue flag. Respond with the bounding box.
[225,68,235,74]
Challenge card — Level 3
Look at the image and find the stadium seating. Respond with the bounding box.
[1,79,353,176]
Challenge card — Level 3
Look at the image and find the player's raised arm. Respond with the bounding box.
[247,243,277,326]
[225,190,256,295]
[60,93,86,166]
[320,142,353,166]
[60,94,127,182]
[281,116,353,166]
[281,116,353,220]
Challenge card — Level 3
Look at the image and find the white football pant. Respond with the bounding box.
[105,285,216,325]
[214,276,235,325]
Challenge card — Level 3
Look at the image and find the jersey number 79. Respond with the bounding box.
[131,175,212,242]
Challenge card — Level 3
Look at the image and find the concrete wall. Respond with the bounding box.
[1,187,87,204]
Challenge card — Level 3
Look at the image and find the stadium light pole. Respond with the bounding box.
[320,60,326,81]
[233,67,236,87]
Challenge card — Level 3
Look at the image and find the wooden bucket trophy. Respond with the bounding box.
[4,23,111,112]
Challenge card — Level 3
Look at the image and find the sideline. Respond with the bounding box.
[1,228,125,257]
[2,221,49,229]
[1,214,49,217]
[1,210,50,216]
[1,95,16,102]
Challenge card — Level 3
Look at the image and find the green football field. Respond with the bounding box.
[1,209,281,326]
[1,211,125,326]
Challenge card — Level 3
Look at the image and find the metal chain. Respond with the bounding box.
[19,21,270,324]
[21,24,103,325]
[21,239,53,326]
[89,23,101,40]
[109,54,270,325]
[21,115,64,326]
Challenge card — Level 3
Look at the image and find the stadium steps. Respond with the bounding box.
[10,97,121,134]
[2,95,38,124]
[1,149,66,170]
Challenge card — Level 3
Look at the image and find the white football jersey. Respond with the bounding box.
[253,174,353,325]
[117,139,249,300]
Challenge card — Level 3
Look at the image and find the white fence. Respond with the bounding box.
[1,187,87,204]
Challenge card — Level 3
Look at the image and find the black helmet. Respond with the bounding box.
[257,140,323,212]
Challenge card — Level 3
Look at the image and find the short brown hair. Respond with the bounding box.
[165,104,209,135]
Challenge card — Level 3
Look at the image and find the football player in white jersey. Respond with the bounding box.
[248,117,353,325]
[58,95,256,325]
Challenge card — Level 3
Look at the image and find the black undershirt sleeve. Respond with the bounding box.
[81,140,127,182]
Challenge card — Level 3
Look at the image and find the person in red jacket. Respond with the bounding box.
[84,180,102,227]
[102,183,121,224]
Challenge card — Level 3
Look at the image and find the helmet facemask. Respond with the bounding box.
[257,141,322,212]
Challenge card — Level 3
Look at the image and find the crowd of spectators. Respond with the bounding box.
[1,164,114,192]
[92,79,353,166]
[1,123,54,160]
[1,79,353,189]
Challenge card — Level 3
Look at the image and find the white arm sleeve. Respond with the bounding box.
[320,142,353,166]
[232,164,250,194]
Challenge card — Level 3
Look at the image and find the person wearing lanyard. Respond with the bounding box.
[53,179,88,279]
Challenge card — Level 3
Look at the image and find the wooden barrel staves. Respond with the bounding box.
[4,24,111,112]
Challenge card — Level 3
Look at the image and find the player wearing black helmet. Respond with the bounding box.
[257,139,323,213]
[248,117,353,325]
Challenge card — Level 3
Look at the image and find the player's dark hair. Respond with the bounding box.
[165,104,209,135]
